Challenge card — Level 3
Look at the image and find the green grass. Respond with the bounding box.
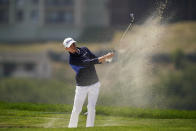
[0,102,196,130]
[0,109,196,130]
[1,101,196,119]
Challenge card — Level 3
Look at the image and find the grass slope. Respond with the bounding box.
[1,102,196,119]
[0,102,196,130]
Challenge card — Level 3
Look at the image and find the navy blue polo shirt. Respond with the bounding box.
[69,47,100,86]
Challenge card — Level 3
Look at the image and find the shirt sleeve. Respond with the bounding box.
[70,57,100,67]
[84,47,102,64]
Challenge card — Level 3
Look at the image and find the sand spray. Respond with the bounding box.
[98,0,168,107]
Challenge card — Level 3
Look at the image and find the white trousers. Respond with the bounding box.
[68,82,100,128]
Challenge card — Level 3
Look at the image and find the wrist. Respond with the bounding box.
[98,56,105,63]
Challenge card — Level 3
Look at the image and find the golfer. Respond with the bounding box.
[63,37,114,128]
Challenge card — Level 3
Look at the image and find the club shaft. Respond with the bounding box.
[119,22,134,43]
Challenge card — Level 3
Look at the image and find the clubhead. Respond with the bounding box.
[130,13,134,18]
[130,13,134,22]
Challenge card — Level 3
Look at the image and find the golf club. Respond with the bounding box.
[105,13,135,63]
[119,13,135,43]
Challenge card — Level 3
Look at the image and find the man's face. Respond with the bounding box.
[65,43,77,53]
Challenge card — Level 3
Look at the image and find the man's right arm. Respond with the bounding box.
[84,47,114,63]
[70,57,100,67]
[70,52,114,66]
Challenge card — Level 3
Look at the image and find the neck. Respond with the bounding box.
[70,48,79,54]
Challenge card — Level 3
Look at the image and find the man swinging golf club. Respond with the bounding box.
[63,37,114,128]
